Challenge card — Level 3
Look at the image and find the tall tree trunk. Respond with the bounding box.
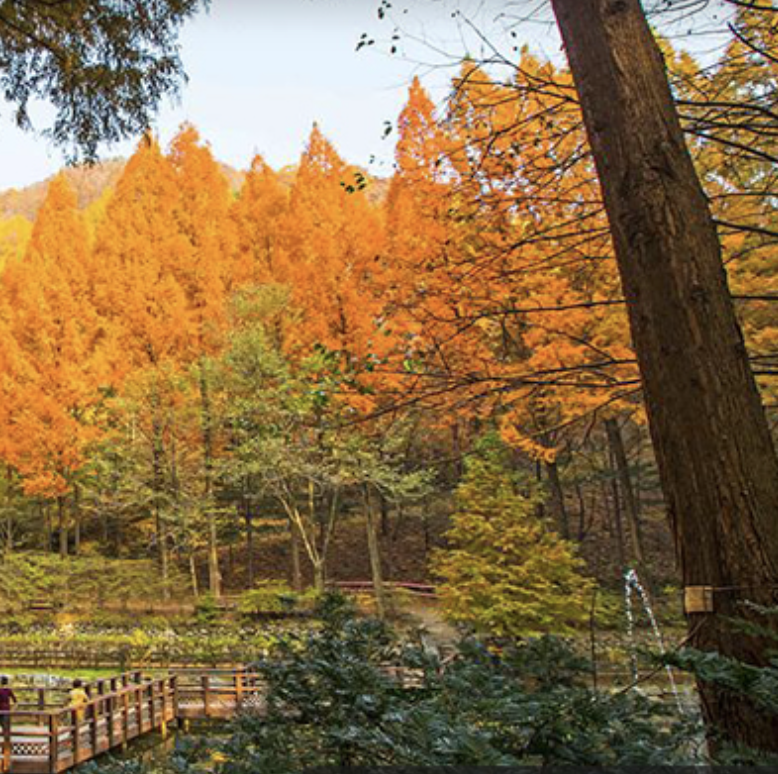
[605,418,645,565]
[313,560,325,594]
[545,459,570,539]
[57,496,68,559]
[157,513,170,599]
[379,492,390,537]
[607,460,627,575]
[575,483,587,541]
[552,0,778,750]
[4,466,12,556]
[244,499,255,588]
[189,553,199,598]
[364,487,387,620]
[534,459,545,521]
[290,520,302,592]
[150,384,170,599]
[72,482,81,556]
[199,362,222,599]
[43,503,52,554]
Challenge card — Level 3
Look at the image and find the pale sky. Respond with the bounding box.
[0,0,733,191]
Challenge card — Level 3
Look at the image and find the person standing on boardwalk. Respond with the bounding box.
[0,676,17,773]
[69,679,89,724]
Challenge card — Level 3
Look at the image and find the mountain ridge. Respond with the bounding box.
[0,158,389,223]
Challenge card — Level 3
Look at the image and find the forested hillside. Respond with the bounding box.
[0,8,772,635]
[1,0,778,761]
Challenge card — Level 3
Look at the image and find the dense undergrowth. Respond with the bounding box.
[49,595,778,771]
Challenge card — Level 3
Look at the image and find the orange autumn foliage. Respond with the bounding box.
[0,176,109,496]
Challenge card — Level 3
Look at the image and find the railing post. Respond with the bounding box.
[71,708,80,766]
[38,687,46,710]
[136,686,143,734]
[2,711,11,773]
[106,692,115,750]
[149,680,157,730]
[49,713,59,774]
[202,675,210,719]
[121,691,129,749]
[235,670,243,712]
[89,700,99,755]
[173,674,184,729]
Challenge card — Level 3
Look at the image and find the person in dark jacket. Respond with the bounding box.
[0,676,17,772]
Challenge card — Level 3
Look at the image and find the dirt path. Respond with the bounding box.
[398,599,459,650]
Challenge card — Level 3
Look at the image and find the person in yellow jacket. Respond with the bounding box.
[69,680,89,724]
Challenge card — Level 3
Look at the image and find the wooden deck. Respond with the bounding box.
[171,668,265,720]
[0,668,265,773]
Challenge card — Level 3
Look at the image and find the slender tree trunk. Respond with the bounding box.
[607,461,627,575]
[545,459,570,539]
[575,483,587,541]
[43,503,52,554]
[57,496,68,559]
[72,482,81,556]
[451,421,464,478]
[379,492,390,537]
[605,418,645,565]
[244,500,255,587]
[150,385,170,600]
[313,560,325,594]
[534,459,545,521]
[364,486,387,620]
[157,514,170,599]
[199,362,222,599]
[4,467,12,556]
[189,553,199,598]
[290,520,302,592]
[552,0,778,750]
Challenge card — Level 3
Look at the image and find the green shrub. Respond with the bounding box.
[193,593,221,626]
[238,581,298,617]
[432,435,594,637]
[184,594,699,773]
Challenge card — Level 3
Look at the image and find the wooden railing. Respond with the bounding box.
[171,667,265,719]
[0,667,265,773]
[332,581,438,599]
[2,674,176,774]
[0,649,248,670]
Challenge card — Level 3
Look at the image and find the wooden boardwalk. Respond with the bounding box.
[0,668,264,773]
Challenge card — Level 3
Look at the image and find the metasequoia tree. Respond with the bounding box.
[282,125,386,374]
[383,68,644,550]
[232,155,289,287]
[0,176,109,556]
[169,124,238,598]
[551,0,778,750]
[94,136,195,588]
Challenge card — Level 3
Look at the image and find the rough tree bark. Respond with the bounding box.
[551,0,778,750]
